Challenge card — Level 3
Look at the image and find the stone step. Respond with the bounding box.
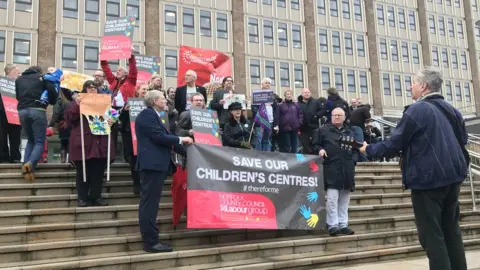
[349,189,480,205]
[0,163,130,174]
[0,171,134,184]
[0,225,478,269]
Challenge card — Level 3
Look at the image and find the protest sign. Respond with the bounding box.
[100,16,136,60]
[61,71,93,92]
[187,144,325,230]
[252,90,274,105]
[177,46,231,87]
[128,98,146,155]
[0,76,19,125]
[136,55,161,86]
[190,107,221,146]
[79,93,112,135]
[223,94,246,109]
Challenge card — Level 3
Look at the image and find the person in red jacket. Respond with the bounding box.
[100,52,137,163]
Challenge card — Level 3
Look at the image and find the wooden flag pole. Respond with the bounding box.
[106,131,111,181]
[80,116,87,183]
[248,123,256,144]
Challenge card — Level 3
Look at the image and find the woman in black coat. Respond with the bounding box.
[222,102,254,149]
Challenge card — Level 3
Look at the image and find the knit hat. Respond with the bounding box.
[228,102,243,111]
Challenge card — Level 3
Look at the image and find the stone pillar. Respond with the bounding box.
[37,0,56,70]
[145,0,160,56]
[303,0,319,98]
[463,0,480,115]
[365,0,383,116]
[417,0,432,65]
[231,0,247,95]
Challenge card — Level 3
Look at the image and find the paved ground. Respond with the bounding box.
[324,250,480,270]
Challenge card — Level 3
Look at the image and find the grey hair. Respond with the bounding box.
[191,93,204,101]
[185,69,197,79]
[4,64,18,76]
[261,77,272,85]
[144,90,164,107]
[414,66,443,92]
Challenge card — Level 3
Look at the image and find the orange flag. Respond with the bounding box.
[79,93,111,116]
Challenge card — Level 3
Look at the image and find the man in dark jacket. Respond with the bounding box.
[16,66,57,182]
[298,88,324,154]
[360,67,468,270]
[176,93,205,137]
[0,64,21,163]
[325,87,350,123]
[174,70,207,115]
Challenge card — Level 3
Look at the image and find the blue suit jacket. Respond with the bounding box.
[135,107,186,172]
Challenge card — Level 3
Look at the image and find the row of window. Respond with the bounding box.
[382,73,412,97]
[427,0,461,8]
[431,46,468,70]
[248,0,300,10]
[379,39,421,64]
[317,0,363,21]
[61,0,139,22]
[318,29,365,56]
[0,0,32,12]
[0,30,31,64]
[428,14,464,39]
[249,59,304,87]
[376,4,417,31]
[321,67,369,93]
[248,18,302,48]
[164,5,228,39]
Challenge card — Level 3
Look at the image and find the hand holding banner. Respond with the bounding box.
[0,76,19,125]
[190,107,221,146]
[100,16,136,60]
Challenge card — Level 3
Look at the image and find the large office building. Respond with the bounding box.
[0,0,479,119]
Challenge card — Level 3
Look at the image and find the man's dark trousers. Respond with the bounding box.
[0,111,21,163]
[411,182,467,270]
[138,170,168,248]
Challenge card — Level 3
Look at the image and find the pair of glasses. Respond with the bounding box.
[332,114,344,118]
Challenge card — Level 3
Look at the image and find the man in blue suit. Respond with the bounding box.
[135,90,193,253]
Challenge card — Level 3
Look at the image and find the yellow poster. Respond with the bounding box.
[61,71,94,92]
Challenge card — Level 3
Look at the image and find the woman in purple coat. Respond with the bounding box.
[274,90,303,153]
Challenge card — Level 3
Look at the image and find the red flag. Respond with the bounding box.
[171,165,188,228]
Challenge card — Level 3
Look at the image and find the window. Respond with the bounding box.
[442,48,449,68]
[356,34,365,57]
[249,0,257,2]
[322,67,330,89]
[446,0,451,5]
[408,10,416,30]
[248,18,259,43]
[250,59,261,84]
[318,0,326,14]
[476,24,480,40]
[106,0,120,20]
[412,43,420,64]
[451,49,458,69]
[401,41,409,62]
[455,81,462,101]
[165,5,177,32]
[405,76,412,97]
[383,73,391,95]
[429,15,436,34]
[108,59,119,70]
[0,30,5,62]
[183,8,194,34]
[64,0,78,18]
[335,68,343,91]
[394,75,402,96]
[84,40,99,70]
[457,20,464,39]
[391,40,398,61]
[263,0,272,5]
[278,0,286,8]
[165,49,178,77]
[217,13,228,39]
[436,0,442,3]
[13,32,31,64]
[354,0,362,21]
[85,0,99,21]
[432,47,439,66]
[264,20,273,44]
[127,0,139,21]
[377,4,384,25]
[445,81,453,101]
[344,33,353,55]
[342,0,350,19]
[61,38,77,68]
[332,31,341,53]
[15,0,32,12]
[319,29,328,52]
[330,0,338,17]
[387,6,395,27]
[280,62,290,87]
[448,18,455,37]
[474,0,478,11]
[347,70,355,92]
[294,64,304,87]
[460,50,467,70]
[454,0,460,7]
[278,23,288,47]
[438,16,445,36]
[359,71,368,93]
[398,8,405,29]
[200,10,211,36]
[464,83,471,102]
[0,0,6,9]
[380,38,387,60]
[265,61,276,86]
[292,25,302,48]
[291,0,300,9]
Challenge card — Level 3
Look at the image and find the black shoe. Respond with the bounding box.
[133,186,141,196]
[143,243,173,253]
[77,200,89,207]
[328,226,340,236]
[339,227,355,235]
[92,198,108,206]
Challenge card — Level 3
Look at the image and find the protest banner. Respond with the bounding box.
[0,76,19,125]
[223,94,246,109]
[187,144,325,230]
[177,46,231,87]
[252,90,274,105]
[135,55,161,86]
[190,107,221,146]
[100,16,136,60]
[61,71,93,92]
[128,98,146,155]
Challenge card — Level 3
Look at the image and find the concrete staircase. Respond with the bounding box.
[0,162,478,269]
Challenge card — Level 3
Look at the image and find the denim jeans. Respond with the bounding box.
[254,126,272,152]
[279,131,298,153]
[19,108,47,170]
[351,126,368,162]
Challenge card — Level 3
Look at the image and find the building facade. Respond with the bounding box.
[0,0,479,118]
